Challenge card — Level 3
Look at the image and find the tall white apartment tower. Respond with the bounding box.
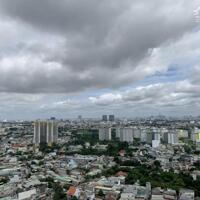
[164,131,178,145]
[33,120,58,145]
[116,127,121,138]
[120,128,133,143]
[99,128,112,141]
[152,130,161,148]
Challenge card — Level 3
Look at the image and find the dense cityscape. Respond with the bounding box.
[1,115,200,199]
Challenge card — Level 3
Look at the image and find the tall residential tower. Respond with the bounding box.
[33,120,58,145]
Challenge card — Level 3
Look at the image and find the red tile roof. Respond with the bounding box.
[67,186,76,196]
[115,171,128,177]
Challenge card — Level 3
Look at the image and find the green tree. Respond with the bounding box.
[154,160,161,169]
[98,189,104,197]
[53,183,67,200]
[184,145,191,154]
[71,197,78,200]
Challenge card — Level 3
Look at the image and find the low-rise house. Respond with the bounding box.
[179,189,195,200]
[120,183,151,200]
[105,191,119,200]
[191,170,200,181]
[151,187,177,200]
[18,189,37,200]
[67,186,80,199]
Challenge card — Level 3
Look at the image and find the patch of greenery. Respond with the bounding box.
[125,164,200,196]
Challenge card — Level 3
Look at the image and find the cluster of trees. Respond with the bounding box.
[67,131,136,157]
[114,157,141,166]
[78,141,133,157]
[53,183,67,200]
[0,176,9,184]
[41,177,67,200]
[64,129,142,157]
[96,162,200,197]
[69,129,99,146]
[125,165,184,189]
[182,139,199,154]
[194,160,200,170]
[97,189,104,197]
[124,164,200,196]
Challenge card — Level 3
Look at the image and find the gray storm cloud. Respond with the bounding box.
[0,0,200,119]
[0,0,199,93]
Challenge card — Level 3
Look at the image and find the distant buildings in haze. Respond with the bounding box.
[102,115,108,122]
[102,115,115,122]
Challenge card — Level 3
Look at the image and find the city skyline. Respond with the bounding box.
[0,0,200,119]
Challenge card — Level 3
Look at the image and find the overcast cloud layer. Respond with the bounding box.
[0,0,199,119]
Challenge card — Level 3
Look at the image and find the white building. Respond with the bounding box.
[99,128,112,141]
[179,189,194,200]
[33,120,58,145]
[120,128,133,143]
[152,140,160,148]
[151,131,161,147]
[140,128,147,143]
[164,132,178,145]
[18,189,37,200]
[191,127,200,142]
[153,132,161,141]
[116,127,121,138]
[177,129,188,138]
[133,127,141,139]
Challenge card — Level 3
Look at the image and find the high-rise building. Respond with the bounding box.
[140,128,147,143]
[151,129,161,147]
[120,128,133,143]
[152,140,160,148]
[133,127,141,139]
[102,115,108,122]
[191,127,200,142]
[78,115,82,122]
[116,127,121,138]
[196,140,200,151]
[146,132,153,144]
[33,120,58,145]
[109,115,115,122]
[178,129,188,138]
[153,132,160,141]
[99,128,111,141]
[191,128,200,150]
[163,131,178,145]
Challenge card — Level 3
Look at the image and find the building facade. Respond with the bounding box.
[109,115,115,122]
[119,128,133,143]
[99,128,112,141]
[33,120,58,145]
[164,131,178,145]
[102,115,108,122]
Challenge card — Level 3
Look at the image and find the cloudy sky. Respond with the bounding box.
[0,0,200,120]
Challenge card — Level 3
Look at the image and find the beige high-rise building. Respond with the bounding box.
[33,120,58,145]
